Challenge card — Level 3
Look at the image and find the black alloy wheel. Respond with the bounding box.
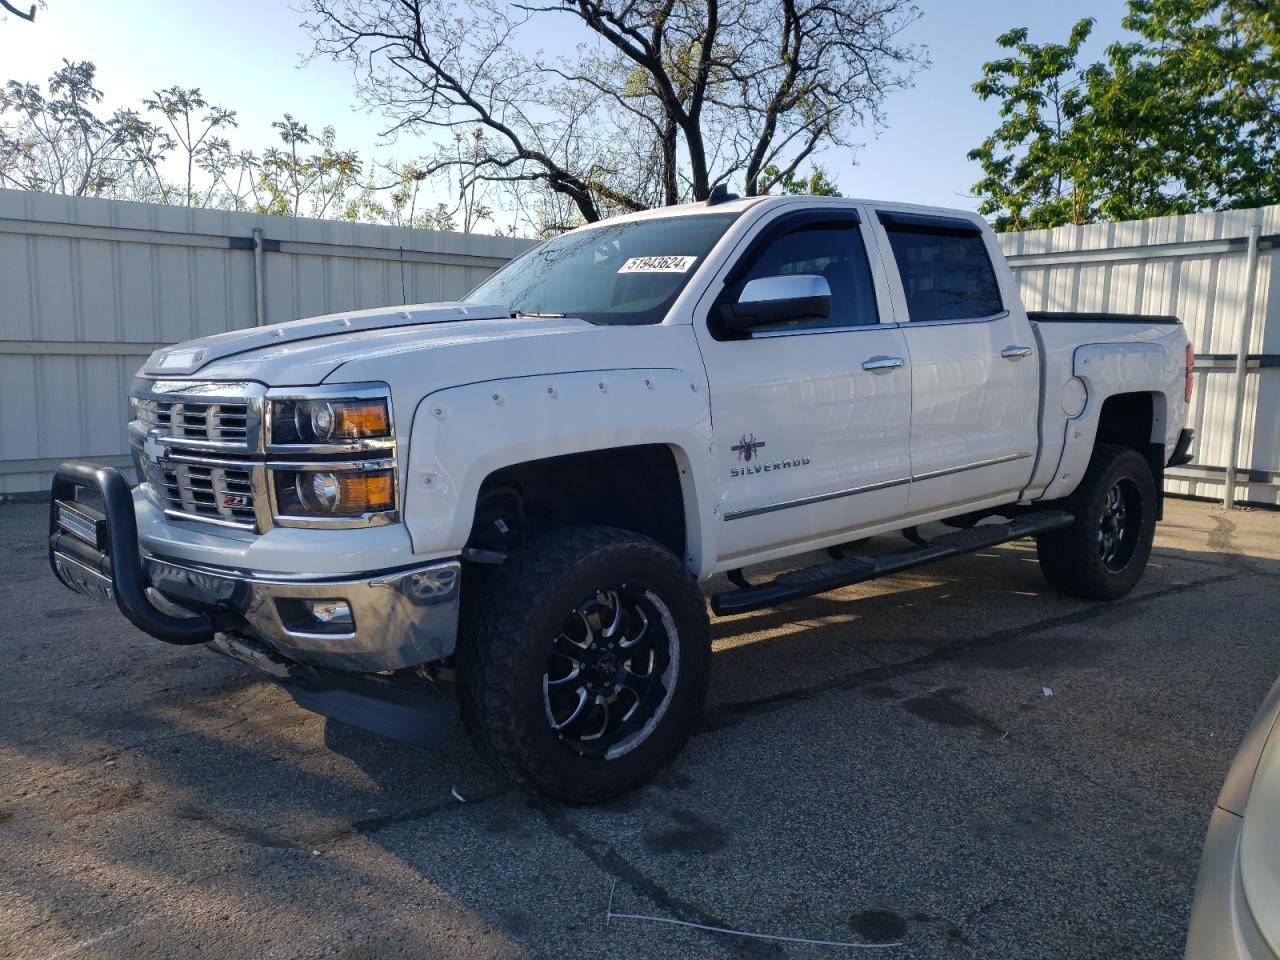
[543,586,678,759]
[1098,478,1142,571]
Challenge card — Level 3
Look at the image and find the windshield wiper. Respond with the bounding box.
[511,310,566,319]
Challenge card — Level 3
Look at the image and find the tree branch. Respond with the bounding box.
[0,0,36,23]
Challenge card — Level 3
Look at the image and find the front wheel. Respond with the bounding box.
[1036,443,1158,600]
[457,526,710,803]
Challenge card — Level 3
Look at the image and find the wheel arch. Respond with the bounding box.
[464,444,698,566]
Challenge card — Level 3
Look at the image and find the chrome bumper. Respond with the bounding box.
[49,461,461,674]
[145,554,462,673]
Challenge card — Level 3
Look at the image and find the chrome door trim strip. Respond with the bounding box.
[894,310,1010,329]
[751,322,897,339]
[911,450,1033,483]
[723,475,910,521]
[722,451,1034,521]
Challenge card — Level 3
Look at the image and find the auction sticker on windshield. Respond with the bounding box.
[617,255,697,273]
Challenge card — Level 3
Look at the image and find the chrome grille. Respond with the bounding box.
[143,457,258,527]
[131,380,266,530]
[136,398,250,444]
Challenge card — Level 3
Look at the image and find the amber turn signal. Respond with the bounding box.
[275,468,396,517]
[270,397,392,445]
[317,401,391,441]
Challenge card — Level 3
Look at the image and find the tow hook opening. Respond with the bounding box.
[275,597,357,635]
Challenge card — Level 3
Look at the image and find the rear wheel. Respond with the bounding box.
[458,526,710,803]
[1036,443,1157,600]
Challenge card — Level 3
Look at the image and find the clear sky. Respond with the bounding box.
[0,0,1135,218]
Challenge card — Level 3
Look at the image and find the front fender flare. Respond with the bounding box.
[401,368,716,575]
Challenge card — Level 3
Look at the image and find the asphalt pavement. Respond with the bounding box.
[2,497,1278,960]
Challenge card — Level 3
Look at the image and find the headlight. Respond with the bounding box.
[264,385,397,527]
[273,467,395,518]
[269,398,391,445]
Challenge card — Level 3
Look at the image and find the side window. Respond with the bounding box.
[882,218,1003,322]
[723,221,879,333]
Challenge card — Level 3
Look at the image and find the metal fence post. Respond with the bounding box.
[252,226,266,327]
[1224,222,1263,507]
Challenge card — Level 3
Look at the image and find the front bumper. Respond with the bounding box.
[49,461,462,673]
[145,553,461,673]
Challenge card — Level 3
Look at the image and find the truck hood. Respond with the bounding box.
[139,301,555,384]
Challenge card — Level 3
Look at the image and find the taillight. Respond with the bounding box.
[1185,344,1194,402]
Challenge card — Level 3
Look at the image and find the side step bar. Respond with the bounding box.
[710,509,1074,616]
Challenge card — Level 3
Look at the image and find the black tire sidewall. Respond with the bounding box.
[463,528,710,801]
[1058,447,1158,598]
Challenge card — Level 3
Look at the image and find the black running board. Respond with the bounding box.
[711,509,1074,616]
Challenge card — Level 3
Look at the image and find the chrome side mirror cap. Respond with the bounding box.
[722,274,832,331]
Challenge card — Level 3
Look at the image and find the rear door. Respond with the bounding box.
[872,210,1039,515]
[694,206,912,565]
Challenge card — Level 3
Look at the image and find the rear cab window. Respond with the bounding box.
[878,211,1003,322]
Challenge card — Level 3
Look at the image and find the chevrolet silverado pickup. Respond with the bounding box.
[48,193,1195,802]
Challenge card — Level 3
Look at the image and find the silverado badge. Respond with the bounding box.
[729,433,811,478]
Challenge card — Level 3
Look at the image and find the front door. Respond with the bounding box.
[695,208,912,565]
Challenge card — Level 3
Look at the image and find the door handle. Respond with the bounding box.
[1001,346,1033,360]
[862,356,904,372]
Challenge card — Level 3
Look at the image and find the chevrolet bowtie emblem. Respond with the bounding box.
[143,435,170,463]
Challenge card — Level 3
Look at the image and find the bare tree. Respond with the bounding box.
[0,60,170,197]
[143,87,237,206]
[304,0,923,222]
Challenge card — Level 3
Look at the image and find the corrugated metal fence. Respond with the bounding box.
[0,189,535,493]
[999,205,1280,508]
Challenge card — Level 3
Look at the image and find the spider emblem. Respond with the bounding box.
[731,434,766,462]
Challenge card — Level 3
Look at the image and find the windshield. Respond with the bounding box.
[464,213,740,326]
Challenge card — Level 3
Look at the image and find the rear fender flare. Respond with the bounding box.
[1040,342,1177,501]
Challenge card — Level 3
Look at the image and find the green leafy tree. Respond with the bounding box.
[244,115,364,218]
[761,164,842,196]
[970,1,1280,231]
[1117,0,1279,211]
[968,19,1097,230]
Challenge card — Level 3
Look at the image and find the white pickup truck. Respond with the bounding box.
[49,194,1194,802]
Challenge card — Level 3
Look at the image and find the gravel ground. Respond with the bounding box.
[1,497,1278,960]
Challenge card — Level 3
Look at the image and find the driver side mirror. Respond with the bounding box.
[720,274,832,332]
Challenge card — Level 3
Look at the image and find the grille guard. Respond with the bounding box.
[49,461,215,645]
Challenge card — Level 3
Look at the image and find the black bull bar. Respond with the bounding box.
[47,461,458,748]
[49,460,215,644]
